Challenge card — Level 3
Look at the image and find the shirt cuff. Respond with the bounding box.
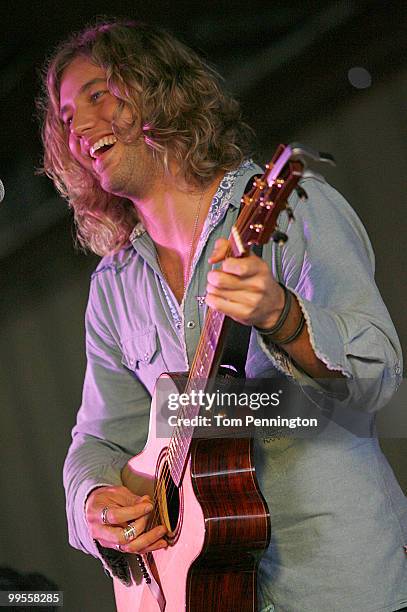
[79,481,132,586]
[293,290,350,377]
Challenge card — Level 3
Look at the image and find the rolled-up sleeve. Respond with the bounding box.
[258,175,402,410]
[63,275,150,561]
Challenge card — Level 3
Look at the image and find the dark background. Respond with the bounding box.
[0,1,406,610]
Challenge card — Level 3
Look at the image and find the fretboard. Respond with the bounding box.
[168,307,226,486]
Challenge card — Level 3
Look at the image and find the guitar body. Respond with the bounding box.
[114,374,270,611]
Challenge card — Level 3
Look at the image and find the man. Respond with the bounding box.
[40,19,406,611]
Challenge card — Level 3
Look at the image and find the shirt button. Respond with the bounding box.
[395,364,401,375]
[143,352,149,362]
[187,321,196,329]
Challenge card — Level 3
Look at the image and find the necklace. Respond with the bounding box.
[157,188,205,294]
[183,188,205,291]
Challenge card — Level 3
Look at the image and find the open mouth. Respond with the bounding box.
[90,135,117,159]
[94,143,115,157]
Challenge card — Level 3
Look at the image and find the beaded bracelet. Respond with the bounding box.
[254,283,291,336]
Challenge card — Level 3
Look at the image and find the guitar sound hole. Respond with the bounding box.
[165,466,180,534]
[156,452,183,543]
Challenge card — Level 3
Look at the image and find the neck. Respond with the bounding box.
[131,172,223,259]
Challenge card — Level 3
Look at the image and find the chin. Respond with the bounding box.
[99,176,129,199]
[97,170,120,194]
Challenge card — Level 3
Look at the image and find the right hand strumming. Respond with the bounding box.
[85,485,168,553]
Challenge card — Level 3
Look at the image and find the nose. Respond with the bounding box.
[70,106,96,137]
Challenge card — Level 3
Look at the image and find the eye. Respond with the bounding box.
[90,90,106,102]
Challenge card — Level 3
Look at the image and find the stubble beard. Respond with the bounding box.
[100,140,158,201]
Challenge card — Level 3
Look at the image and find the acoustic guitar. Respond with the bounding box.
[114,143,334,611]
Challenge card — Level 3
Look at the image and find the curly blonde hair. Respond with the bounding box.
[39,19,254,255]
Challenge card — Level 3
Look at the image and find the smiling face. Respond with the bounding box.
[59,55,158,199]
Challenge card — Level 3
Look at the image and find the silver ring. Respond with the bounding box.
[116,544,125,552]
[123,524,137,542]
[101,506,112,526]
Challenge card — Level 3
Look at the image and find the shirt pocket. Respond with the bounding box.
[120,327,167,389]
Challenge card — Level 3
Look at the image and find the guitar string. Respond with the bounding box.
[146,181,266,532]
[147,244,245,531]
[148,189,269,530]
[149,175,299,538]
[145,312,211,525]
[147,305,227,530]
[146,174,284,532]
[149,213,243,524]
[149,207,294,534]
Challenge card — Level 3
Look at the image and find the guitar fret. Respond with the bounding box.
[165,144,308,487]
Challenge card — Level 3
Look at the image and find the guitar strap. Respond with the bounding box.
[219,243,262,378]
[220,175,263,378]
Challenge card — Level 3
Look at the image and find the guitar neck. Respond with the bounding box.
[168,307,229,486]
[166,143,335,487]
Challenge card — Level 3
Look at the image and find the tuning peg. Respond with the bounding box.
[296,185,308,201]
[254,177,268,190]
[272,230,288,245]
[286,206,295,222]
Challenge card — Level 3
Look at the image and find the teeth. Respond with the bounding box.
[90,135,118,158]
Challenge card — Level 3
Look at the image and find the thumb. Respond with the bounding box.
[208,238,229,264]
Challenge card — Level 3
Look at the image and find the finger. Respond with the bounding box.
[207,269,265,293]
[205,293,270,325]
[93,512,151,545]
[111,488,150,507]
[220,255,265,278]
[100,500,153,526]
[117,492,152,507]
[206,285,261,310]
[86,488,152,524]
[93,524,136,545]
[87,486,149,516]
[98,538,168,554]
[138,539,169,553]
[208,238,229,264]
[97,486,148,507]
[125,525,168,554]
[205,293,252,322]
[207,269,240,290]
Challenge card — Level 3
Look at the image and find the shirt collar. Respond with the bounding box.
[129,159,261,248]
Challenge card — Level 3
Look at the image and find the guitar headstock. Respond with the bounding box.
[230,143,335,255]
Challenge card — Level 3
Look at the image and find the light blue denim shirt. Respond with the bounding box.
[64,160,406,612]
